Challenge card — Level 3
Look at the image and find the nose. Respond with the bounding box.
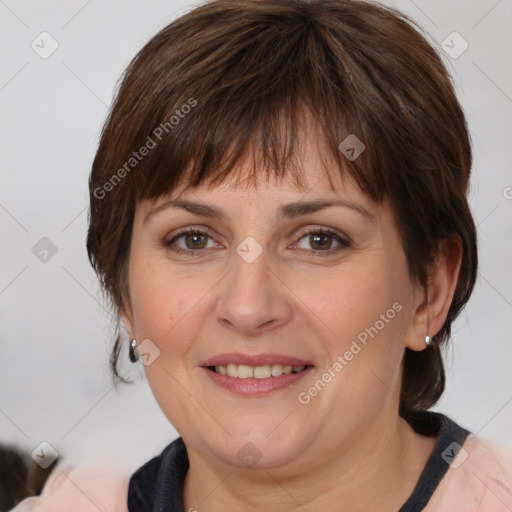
[215,241,292,337]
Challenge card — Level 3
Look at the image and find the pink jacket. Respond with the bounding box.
[11,434,512,511]
[424,434,512,511]
[10,463,130,512]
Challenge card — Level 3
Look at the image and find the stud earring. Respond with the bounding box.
[424,335,432,347]
[129,339,139,363]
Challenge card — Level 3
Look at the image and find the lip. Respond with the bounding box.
[200,352,313,367]
[202,365,314,395]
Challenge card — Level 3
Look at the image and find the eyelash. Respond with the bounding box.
[163,226,351,257]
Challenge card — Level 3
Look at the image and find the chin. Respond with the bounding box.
[198,423,312,471]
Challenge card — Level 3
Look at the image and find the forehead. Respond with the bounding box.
[141,126,372,213]
[135,162,384,234]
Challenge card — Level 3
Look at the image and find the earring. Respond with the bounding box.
[424,335,432,347]
[129,339,139,363]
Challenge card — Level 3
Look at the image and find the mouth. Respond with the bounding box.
[205,364,311,378]
[199,353,314,395]
[200,357,314,395]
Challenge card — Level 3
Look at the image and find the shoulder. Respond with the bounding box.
[10,462,130,512]
[425,433,512,512]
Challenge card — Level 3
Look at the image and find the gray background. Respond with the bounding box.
[1,0,511,472]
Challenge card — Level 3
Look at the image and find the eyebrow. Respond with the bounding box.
[143,198,376,225]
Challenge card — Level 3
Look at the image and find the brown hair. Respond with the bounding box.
[0,444,58,509]
[87,0,477,416]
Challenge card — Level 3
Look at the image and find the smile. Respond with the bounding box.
[202,365,313,395]
[208,364,308,378]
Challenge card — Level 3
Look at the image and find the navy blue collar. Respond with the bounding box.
[128,410,470,512]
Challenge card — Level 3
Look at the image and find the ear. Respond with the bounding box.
[119,262,135,338]
[119,281,136,339]
[405,235,463,351]
[121,308,135,340]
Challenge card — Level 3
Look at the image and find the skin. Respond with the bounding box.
[122,132,462,511]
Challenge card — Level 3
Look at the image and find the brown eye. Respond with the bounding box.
[183,232,208,249]
[164,227,218,255]
[294,228,350,255]
[309,233,334,250]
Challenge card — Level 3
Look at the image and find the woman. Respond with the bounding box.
[11,0,512,510]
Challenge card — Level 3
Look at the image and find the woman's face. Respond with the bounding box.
[123,136,427,472]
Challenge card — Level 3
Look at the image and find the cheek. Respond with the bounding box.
[297,263,407,388]
[128,258,221,357]
[129,258,188,341]
[128,263,205,419]
[296,263,397,340]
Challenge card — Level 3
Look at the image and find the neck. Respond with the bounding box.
[183,412,436,512]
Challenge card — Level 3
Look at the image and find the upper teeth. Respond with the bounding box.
[215,364,306,379]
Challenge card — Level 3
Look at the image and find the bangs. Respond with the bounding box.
[134,99,377,202]
[110,5,396,205]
